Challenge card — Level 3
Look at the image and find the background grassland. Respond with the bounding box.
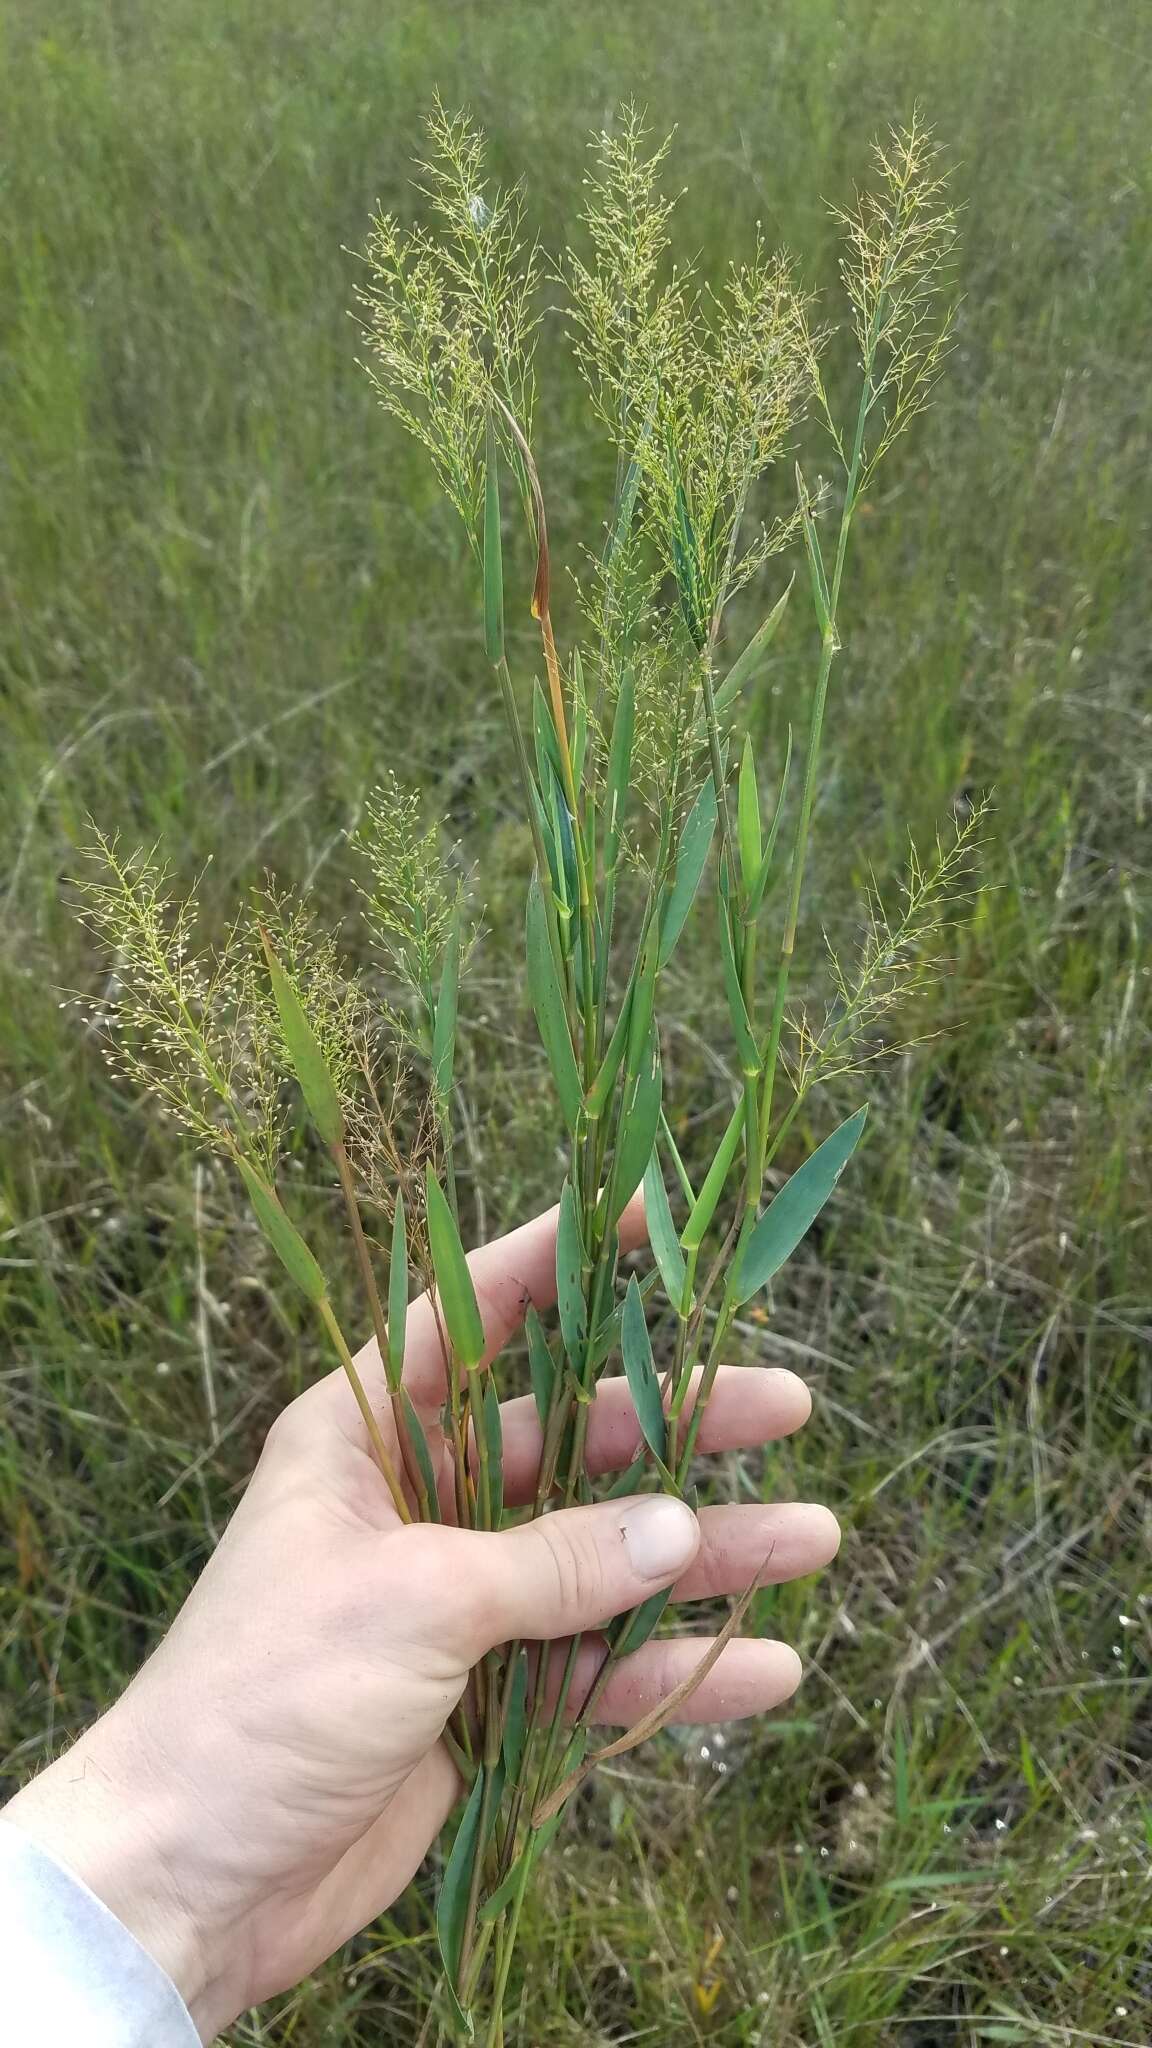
[1,0,1149,2041]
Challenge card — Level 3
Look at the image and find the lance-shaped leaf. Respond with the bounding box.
[797,464,834,642]
[612,1583,673,1657]
[733,1106,869,1305]
[525,873,581,1132]
[530,780,573,946]
[609,1030,663,1222]
[643,1152,689,1311]
[602,1450,649,1501]
[659,776,718,967]
[399,1386,441,1521]
[737,736,762,898]
[386,1191,408,1392]
[555,1180,588,1369]
[585,980,633,1119]
[718,896,761,1079]
[436,1772,484,2037]
[545,761,579,920]
[681,1097,744,1251]
[260,930,343,1147]
[532,677,564,789]
[525,1305,558,1428]
[437,1753,506,2034]
[483,410,504,665]
[236,1158,326,1304]
[478,1803,568,1924]
[621,1275,667,1463]
[713,577,794,716]
[425,1168,485,1369]
[603,664,635,874]
[501,1648,529,1787]
[431,905,462,1103]
[588,1267,659,1370]
[625,922,660,1073]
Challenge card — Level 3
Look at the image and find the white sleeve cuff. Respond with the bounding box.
[0,1819,201,2046]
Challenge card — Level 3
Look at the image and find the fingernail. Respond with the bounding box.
[619,1496,699,1581]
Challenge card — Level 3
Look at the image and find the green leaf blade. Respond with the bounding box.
[609,1031,663,1222]
[525,1305,558,1428]
[613,1583,673,1656]
[621,1274,667,1462]
[261,932,343,1147]
[681,1097,744,1251]
[425,1169,486,1369]
[555,1181,588,1370]
[734,1106,869,1305]
[399,1386,441,1521]
[235,1159,327,1304]
[737,735,762,895]
[643,1152,688,1310]
[525,873,582,1133]
[659,777,718,967]
[713,577,793,715]
[386,1191,408,1392]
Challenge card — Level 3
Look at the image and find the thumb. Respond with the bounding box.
[459,1496,701,1655]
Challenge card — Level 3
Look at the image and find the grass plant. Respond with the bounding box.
[71,107,969,2042]
[2,4,1149,2042]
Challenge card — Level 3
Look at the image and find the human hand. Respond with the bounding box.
[6,1197,839,2040]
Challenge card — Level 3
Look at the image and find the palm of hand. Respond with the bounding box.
[20,1202,837,2038]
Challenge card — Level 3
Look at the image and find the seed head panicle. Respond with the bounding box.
[73,833,286,1171]
[356,96,540,547]
[341,1040,441,1237]
[788,798,990,1092]
[356,773,465,1021]
[566,109,818,652]
[827,112,959,483]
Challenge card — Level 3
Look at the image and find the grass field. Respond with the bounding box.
[2,0,1150,2041]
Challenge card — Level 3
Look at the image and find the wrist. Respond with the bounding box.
[5,1707,226,2041]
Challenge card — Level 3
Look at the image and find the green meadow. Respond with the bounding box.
[1,0,1149,2041]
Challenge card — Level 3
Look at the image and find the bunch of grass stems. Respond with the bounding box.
[77,107,957,2044]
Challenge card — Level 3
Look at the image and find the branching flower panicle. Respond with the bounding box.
[74,106,969,2046]
[356,773,464,1016]
[357,97,540,543]
[567,109,818,650]
[790,799,990,1094]
[824,112,959,484]
[74,833,286,1172]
